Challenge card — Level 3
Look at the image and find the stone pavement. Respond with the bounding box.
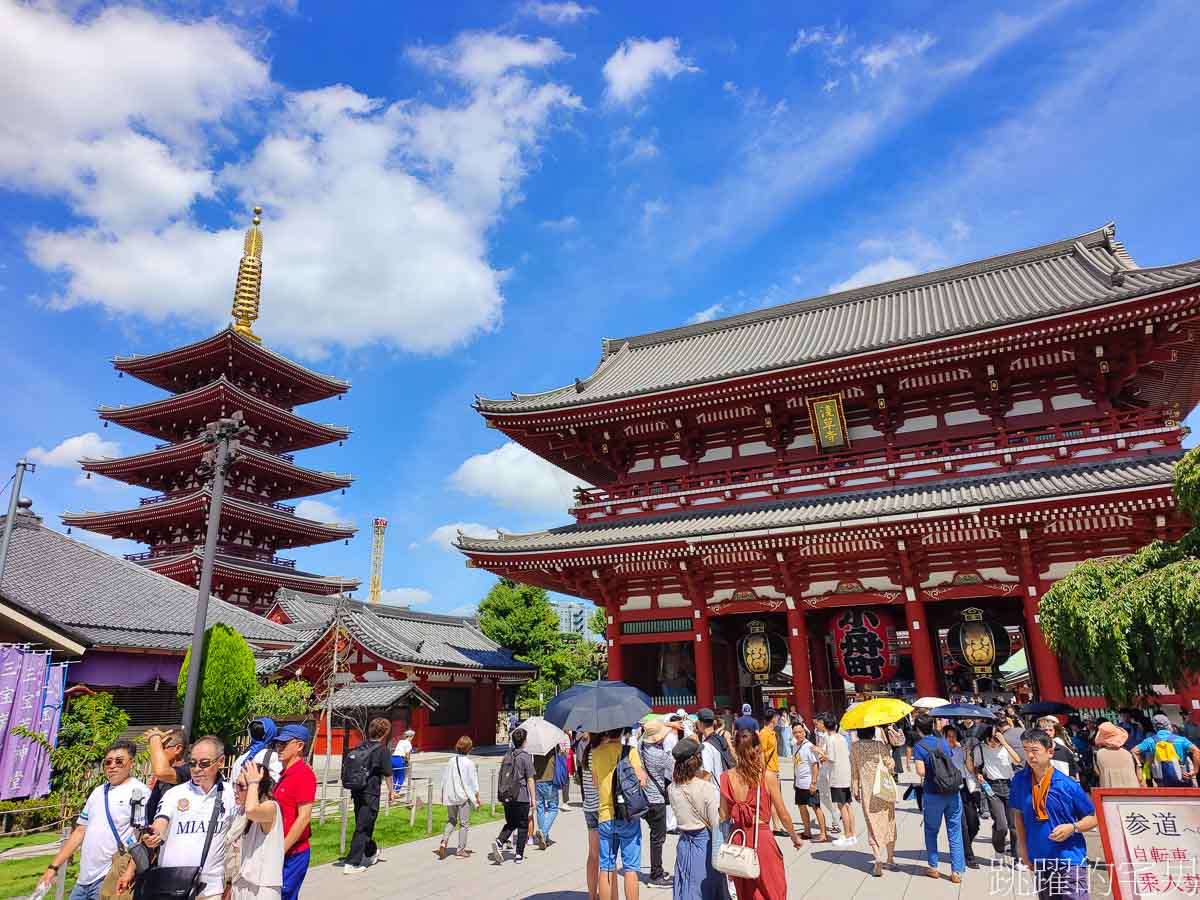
[302,765,1108,900]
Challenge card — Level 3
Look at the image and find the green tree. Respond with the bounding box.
[476,579,560,662]
[1040,445,1200,705]
[248,679,315,720]
[587,606,607,640]
[177,623,258,742]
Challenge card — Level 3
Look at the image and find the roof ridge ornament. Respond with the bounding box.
[232,206,265,344]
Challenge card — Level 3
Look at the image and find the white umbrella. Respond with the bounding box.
[517,715,568,756]
[913,696,952,710]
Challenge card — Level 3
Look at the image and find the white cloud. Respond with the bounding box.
[949,217,971,241]
[687,303,724,324]
[450,442,583,514]
[788,26,848,55]
[640,199,669,231]
[27,432,121,468]
[418,522,501,551]
[602,37,699,106]
[539,215,579,232]
[519,1,597,25]
[12,15,580,358]
[294,499,347,523]
[612,126,659,164]
[378,587,433,607]
[859,32,936,77]
[822,79,840,93]
[829,256,920,292]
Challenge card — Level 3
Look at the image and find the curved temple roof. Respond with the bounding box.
[456,455,1179,555]
[476,225,1200,414]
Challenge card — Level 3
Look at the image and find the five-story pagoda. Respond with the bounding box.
[63,210,359,610]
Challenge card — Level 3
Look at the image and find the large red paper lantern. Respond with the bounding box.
[833,607,900,684]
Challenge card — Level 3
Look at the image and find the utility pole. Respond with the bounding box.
[180,415,247,743]
[0,459,35,588]
[319,595,345,825]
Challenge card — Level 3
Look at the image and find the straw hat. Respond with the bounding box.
[642,719,670,743]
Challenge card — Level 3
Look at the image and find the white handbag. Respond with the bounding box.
[714,775,761,879]
[872,759,898,803]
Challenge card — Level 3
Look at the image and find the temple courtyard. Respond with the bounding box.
[302,754,1107,899]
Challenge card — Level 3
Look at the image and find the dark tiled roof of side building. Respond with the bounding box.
[476,224,1200,413]
[262,589,537,674]
[0,509,298,651]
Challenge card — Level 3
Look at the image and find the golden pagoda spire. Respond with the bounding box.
[231,206,264,344]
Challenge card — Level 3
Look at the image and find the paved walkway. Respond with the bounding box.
[302,766,1107,899]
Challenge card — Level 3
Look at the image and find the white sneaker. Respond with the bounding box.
[490,839,504,865]
[343,865,367,875]
[365,853,382,866]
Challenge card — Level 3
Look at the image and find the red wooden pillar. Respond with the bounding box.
[785,606,814,721]
[1018,531,1065,701]
[605,598,624,682]
[897,541,939,699]
[808,617,831,714]
[692,601,715,710]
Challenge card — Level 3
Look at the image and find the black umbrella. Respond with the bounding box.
[1020,700,1075,717]
[929,704,998,721]
[544,680,652,733]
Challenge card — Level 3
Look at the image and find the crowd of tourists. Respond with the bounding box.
[37,718,321,900]
[484,701,1198,900]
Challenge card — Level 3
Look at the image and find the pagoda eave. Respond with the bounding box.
[113,327,350,405]
[145,552,358,596]
[97,376,351,453]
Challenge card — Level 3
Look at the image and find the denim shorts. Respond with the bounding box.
[598,818,641,872]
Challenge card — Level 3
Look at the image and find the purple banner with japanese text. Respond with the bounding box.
[30,664,67,798]
[0,650,49,799]
[0,646,23,740]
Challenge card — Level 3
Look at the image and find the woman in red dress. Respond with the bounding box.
[719,726,805,900]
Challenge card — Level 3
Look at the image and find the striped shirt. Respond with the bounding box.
[581,755,599,813]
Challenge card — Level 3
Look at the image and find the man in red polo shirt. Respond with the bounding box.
[272,725,317,900]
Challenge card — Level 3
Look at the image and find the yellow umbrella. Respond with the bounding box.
[839,698,914,731]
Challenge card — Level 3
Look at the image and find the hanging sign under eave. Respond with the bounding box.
[806,393,851,452]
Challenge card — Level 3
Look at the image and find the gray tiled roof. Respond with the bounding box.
[268,591,536,673]
[330,679,436,712]
[456,455,1179,554]
[477,225,1200,413]
[0,513,298,651]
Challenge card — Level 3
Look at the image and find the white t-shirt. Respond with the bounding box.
[156,780,236,896]
[393,738,413,758]
[700,737,725,781]
[977,743,1015,781]
[825,732,852,789]
[77,778,150,885]
[794,742,818,790]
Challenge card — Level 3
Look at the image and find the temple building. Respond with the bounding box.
[457,224,1200,719]
[258,590,536,752]
[62,210,359,610]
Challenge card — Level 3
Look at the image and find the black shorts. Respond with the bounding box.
[794,787,814,806]
[830,787,852,805]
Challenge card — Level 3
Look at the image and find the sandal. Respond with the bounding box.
[455,850,469,859]
[437,843,447,860]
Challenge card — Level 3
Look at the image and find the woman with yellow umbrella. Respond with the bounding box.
[842,699,913,877]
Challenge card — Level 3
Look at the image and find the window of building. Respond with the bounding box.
[429,687,471,726]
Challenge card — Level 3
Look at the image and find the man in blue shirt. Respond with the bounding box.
[1132,713,1200,787]
[912,714,965,882]
[1011,730,1097,900]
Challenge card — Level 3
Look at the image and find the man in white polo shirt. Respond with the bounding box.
[140,735,235,900]
[37,740,148,900]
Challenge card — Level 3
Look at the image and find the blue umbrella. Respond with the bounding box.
[929,703,997,720]
[544,680,652,733]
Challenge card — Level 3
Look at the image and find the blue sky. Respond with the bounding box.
[2,0,1198,617]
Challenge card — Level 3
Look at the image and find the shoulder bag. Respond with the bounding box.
[136,786,224,900]
[714,774,760,879]
[871,758,898,803]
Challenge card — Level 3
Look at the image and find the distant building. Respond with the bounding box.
[555,600,589,636]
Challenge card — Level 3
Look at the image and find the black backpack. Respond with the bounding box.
[705,732,737,770]
[341,740,379,791]
[921,737,963,794]
[612,745,648,821]
[497,750,524,803]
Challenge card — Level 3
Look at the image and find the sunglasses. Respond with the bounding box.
[187,758,216,769]
[102,757,129,768]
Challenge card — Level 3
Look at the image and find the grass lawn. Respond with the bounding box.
[309,802,503,867]
[0,805,503,898]
[0,833,58,855]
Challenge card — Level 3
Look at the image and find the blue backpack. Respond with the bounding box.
[612,745,648,821]
[552,750,569,788]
